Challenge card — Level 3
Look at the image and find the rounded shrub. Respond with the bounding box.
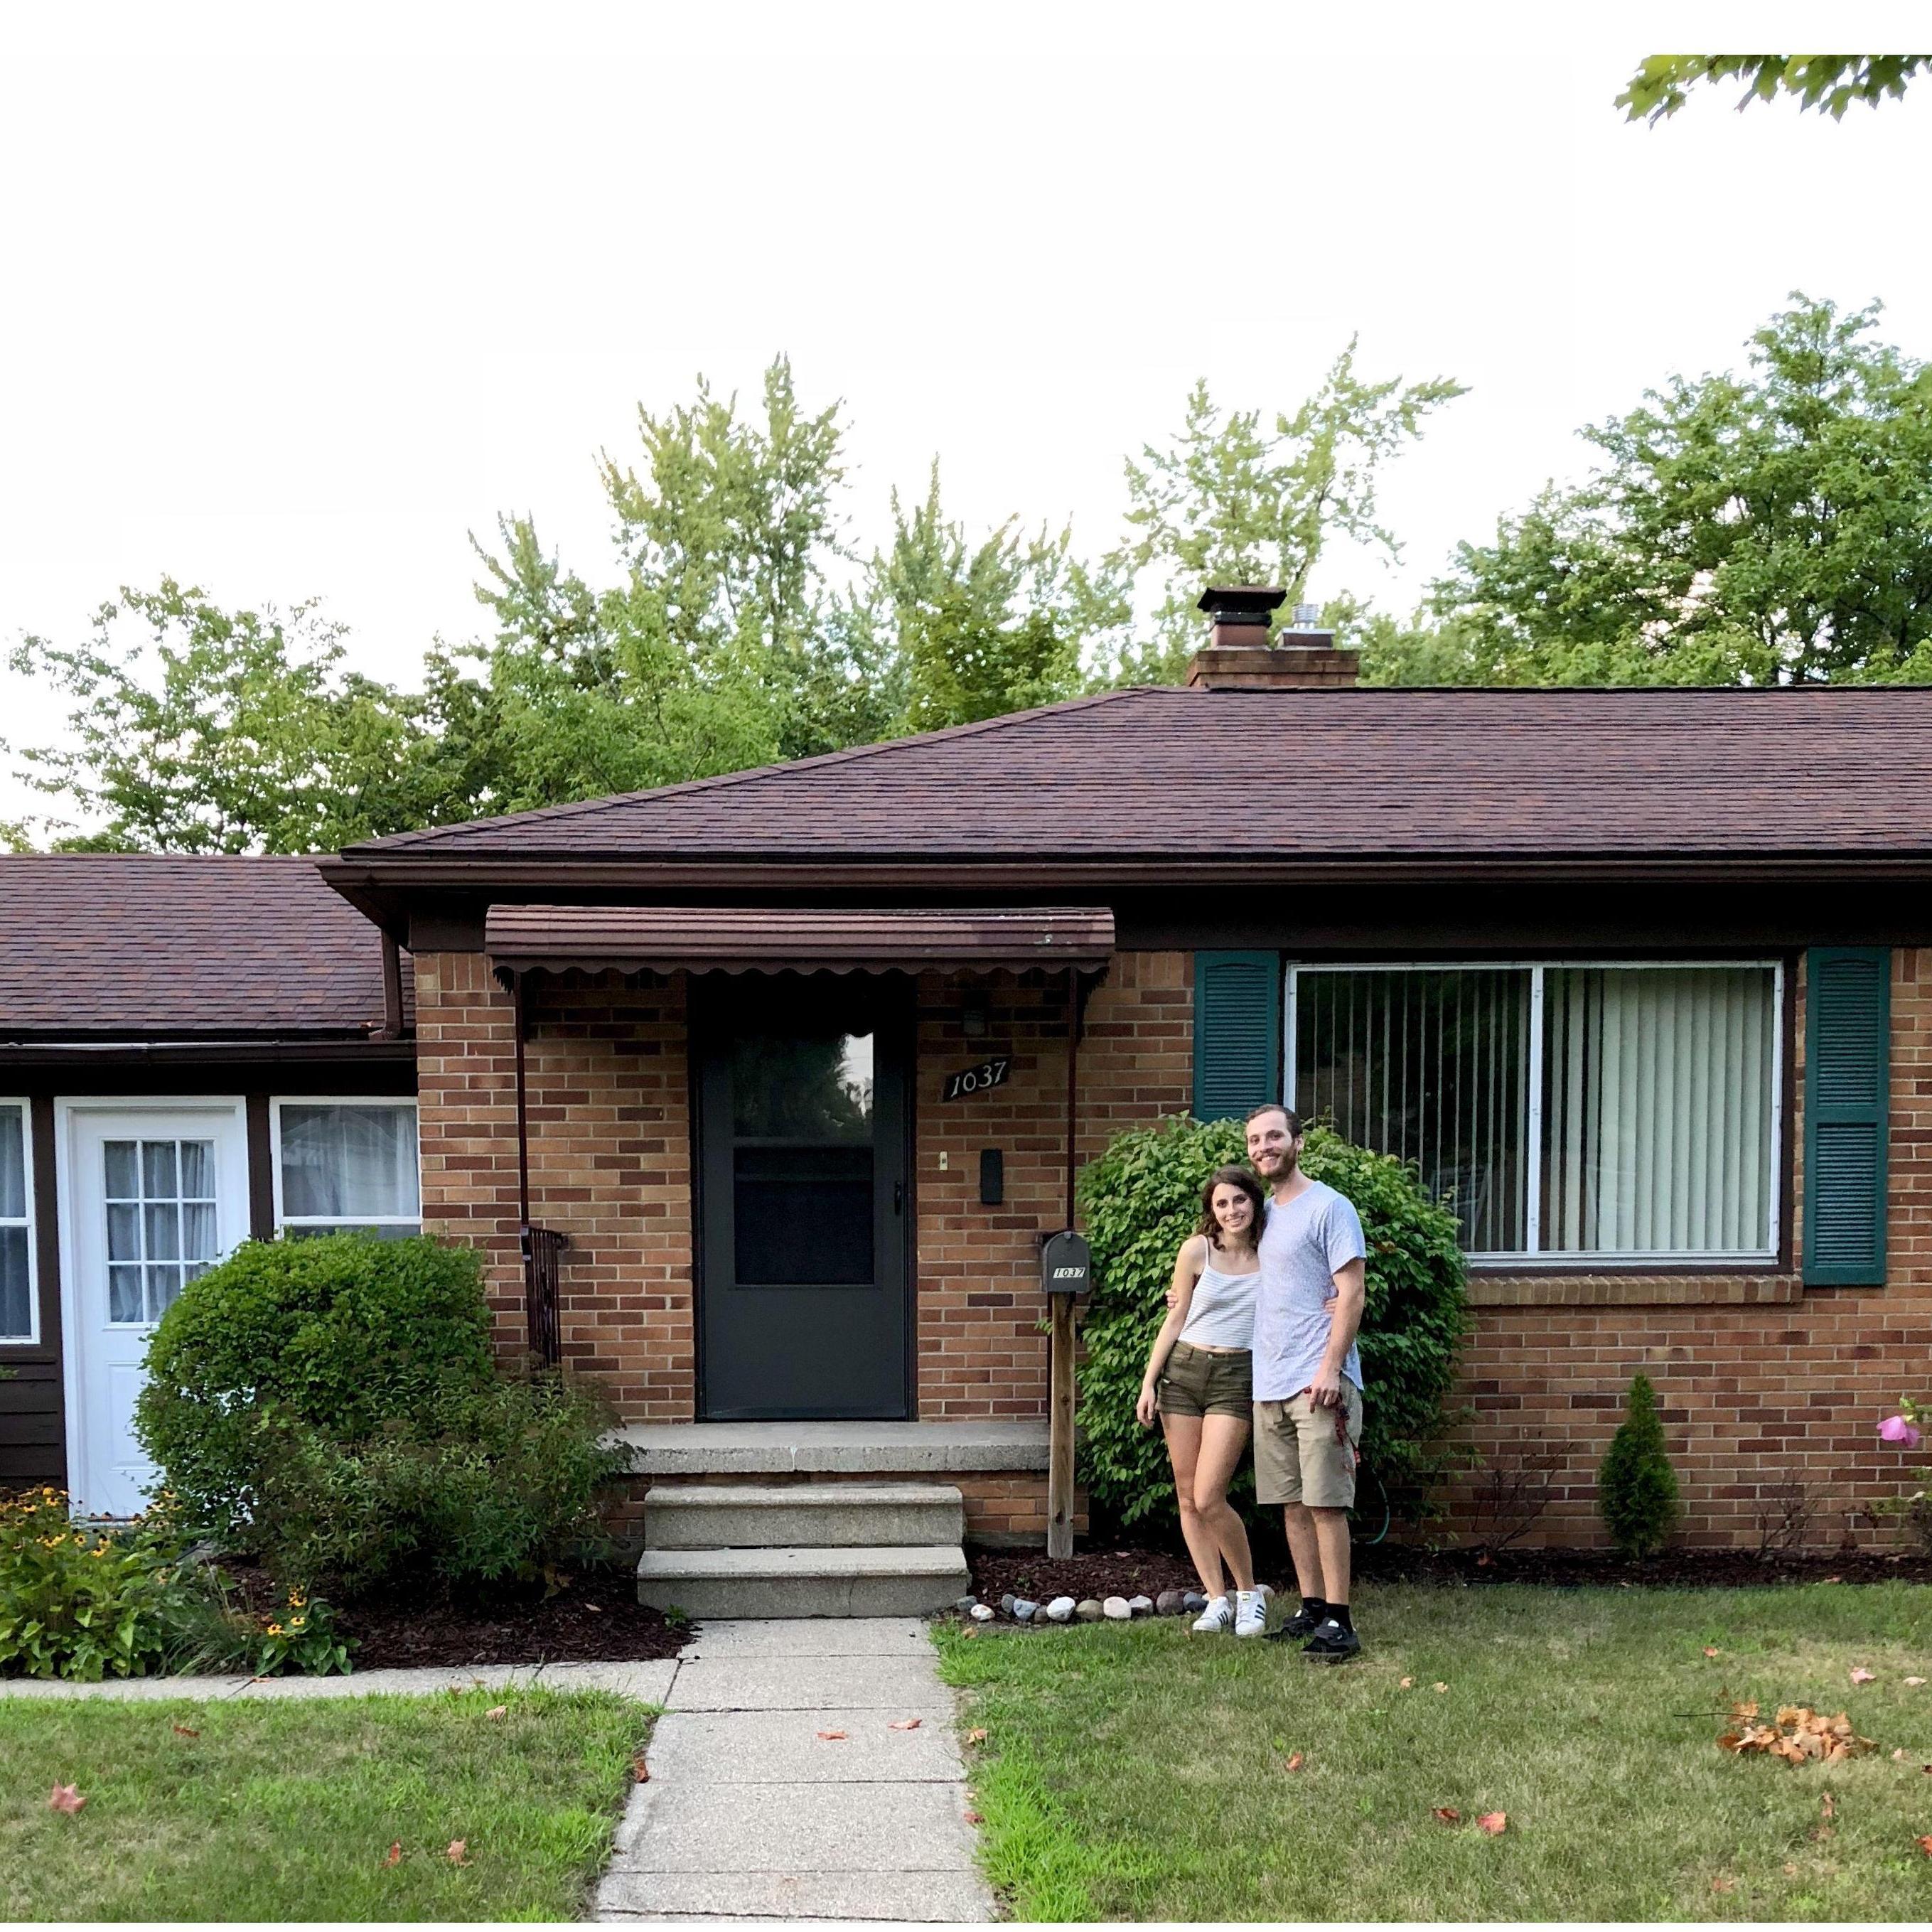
[136,1233,497,1537]
[1075,1114,1470,1531]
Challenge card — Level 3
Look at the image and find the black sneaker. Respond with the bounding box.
[1302,1619,1362,1663]
[1265,1603,1325,1644]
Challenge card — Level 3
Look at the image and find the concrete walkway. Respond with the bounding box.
[596,1618,994,1924]
[0,1659,679,1702]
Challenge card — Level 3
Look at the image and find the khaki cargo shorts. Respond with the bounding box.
[1156,1341,1254,1420]
[1253,1381,1363,1508]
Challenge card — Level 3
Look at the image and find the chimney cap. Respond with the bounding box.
[1196,584,1286,626]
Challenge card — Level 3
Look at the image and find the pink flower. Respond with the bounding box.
[1879,1415,1923,1448]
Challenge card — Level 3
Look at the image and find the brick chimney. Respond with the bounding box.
[1185,585,1360,689]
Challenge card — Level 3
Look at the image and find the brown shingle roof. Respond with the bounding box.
[341,686,1932,863]
[0,855,402,1038]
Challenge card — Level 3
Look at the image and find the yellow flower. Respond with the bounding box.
[266,1623,284,1637]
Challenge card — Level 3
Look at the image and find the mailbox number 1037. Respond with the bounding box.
[941,1057,1010,1102]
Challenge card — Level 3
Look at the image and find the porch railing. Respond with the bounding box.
[520,1223,570,1367]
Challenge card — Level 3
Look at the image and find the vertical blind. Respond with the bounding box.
[1290,963,1781,1257]
[1293,969,1530,1252]
[1544,968,1775,1255]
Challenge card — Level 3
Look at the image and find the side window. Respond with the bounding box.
[274,1101,421,1239]
[0,1102,33,1340]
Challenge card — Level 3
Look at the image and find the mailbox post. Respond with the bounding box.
[1041,1230,1090,1559]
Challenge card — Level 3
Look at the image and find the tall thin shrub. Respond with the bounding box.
[1598,1373,1680,1557]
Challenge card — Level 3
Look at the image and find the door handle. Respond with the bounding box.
[893,1180,904,1215]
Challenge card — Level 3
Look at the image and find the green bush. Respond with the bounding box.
[1598,1373,1679,1557]
[1076,1114,1469,1530]
[248,1375,626,1599]
[0,1488,201,1680]
[136,1234,496,1536]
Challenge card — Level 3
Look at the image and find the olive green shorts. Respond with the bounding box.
[1156,1341,1254,1420]
[1253,1382,1363,1508]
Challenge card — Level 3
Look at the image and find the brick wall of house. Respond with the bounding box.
[912,952,1193,1419]
[414,954,695,1419]
[414,941,1930,1550]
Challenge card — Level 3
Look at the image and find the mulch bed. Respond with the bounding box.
[222,1562,688,1668]
[967,1540,1932,1604]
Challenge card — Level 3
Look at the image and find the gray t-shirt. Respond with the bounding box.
[1251,1179,1365,1402]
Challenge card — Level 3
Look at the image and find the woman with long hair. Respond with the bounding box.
[1135,1164,1265,1636]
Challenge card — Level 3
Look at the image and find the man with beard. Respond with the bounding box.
[1244,1102,1367,1661]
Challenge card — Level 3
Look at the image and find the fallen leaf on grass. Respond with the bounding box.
[1432,1807,1461,1824]
[1821,1791,1837,1820]
[1398,1677,1415,1690]
[1432,1682,1449,1694]
[632,1754,651,1782]
[171,1724,200,1739]
[1918,1835,1932,1859]
[1284,1752,1304,1772]
[816,1731,848,1742]
[1717,1705,1873,1765]
[1710,1876,1737,1894]
[1704,1646,1721,1658]
[447,1840,468,1867]
[485,1705,508,1721]
[963,1809,984,1825]
[965,1727,987,1745]
[1908,1677,1927,1687]
[1851,1666,1877,1685]
[383,1842,402,1868]
[1782,1861,1800,1877]
[889,1717,923,1732]
[48,1785,85,1815]
[1476,1811,1507,1835]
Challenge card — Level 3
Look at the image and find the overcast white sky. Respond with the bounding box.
[4,4,1931,827]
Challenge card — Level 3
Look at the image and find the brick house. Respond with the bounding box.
[4,589,1928,1583]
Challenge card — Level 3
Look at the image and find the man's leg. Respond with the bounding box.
[1281,1501,1325,1601]
[1310,1506,1351,1611]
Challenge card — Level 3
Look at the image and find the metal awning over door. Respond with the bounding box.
[483,904,1115,982]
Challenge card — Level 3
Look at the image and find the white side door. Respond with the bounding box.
[61,1102,249,1518]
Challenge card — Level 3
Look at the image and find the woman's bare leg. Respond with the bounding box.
[1191,1412,1256,1592]
[1163,1414,1227,1599]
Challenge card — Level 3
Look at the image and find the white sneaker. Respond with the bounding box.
[1191,1594,1234,1633]
[1233,1589,1267,1638]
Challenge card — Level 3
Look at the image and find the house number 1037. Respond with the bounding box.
[941,1056,1010,1102]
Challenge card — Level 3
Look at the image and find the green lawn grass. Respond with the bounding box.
[0,1686,650,1921]
[937,1582,1932,1921]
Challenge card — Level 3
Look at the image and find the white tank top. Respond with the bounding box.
[1179,1243,1260,1351]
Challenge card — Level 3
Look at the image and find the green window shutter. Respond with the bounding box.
[1193,951,1282,1122]
[1803,947,1891,1287]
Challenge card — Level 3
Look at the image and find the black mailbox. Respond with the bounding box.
[1041,1229,1091,1297]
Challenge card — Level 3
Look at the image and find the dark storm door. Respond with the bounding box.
[697,980,911,1420]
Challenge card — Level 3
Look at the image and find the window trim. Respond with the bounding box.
[269,1097,423,1235]
[1283,959,1786,1267]
[0,1098,38,1346]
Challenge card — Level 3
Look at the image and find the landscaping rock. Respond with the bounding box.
[970,1603,995,1621]
[999,1594,1018,1616]
[1155,1589,1186,1617]
[1102,1596,1131,1621]
[1075,1599,1104,1622]
[1183,1591,1208,1613]
[954,1596,979,1615]
[1013,1599,1039,1623]
[1046,1596,1076,1623]
[1126,1594,1154,1617]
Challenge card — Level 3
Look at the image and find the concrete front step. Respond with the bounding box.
[644,1483,964,1551]
[635,1544,970,1619]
